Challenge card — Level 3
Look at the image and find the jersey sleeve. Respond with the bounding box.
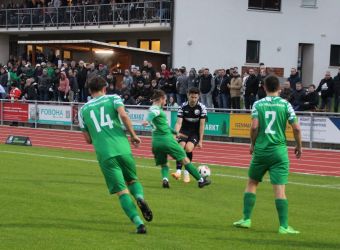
[147,108,160,122]
[112,95,124,110]
[251,102,259,119]
[287,102,297,124]
[78,109,88,132]
[200,103,207,119]
[177,105,183,118]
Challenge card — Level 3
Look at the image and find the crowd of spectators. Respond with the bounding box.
[1,54,340,113]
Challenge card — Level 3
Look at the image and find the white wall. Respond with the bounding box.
[173,0,340,83]
[0,34,9,65]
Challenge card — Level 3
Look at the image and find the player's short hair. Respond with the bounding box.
[88,76,107,92]
[151,89,166,101]
[188,87,200,95]
[264,75,280,92]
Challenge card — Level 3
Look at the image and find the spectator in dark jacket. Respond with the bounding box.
[0,67,8,90]
[316,71,334,111]
[77,60,87,102]
[38,69,52,101]
[291,82,306,111]
[188,68,199,89]
[123,93,137,105]
[257,69,267,100]
[287,68,301,90]
[161,71,177,102]
[68,70,79,102]
[215,69,230,109]
[23,78,38,101]
[299,84,319,111]
[199,68,215,108]
[176,67,188,105]
[244,68,258,109]
[333,68,340,112]
[280,81,293,102]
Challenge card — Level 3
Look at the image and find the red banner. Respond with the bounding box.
[1,102,29,122]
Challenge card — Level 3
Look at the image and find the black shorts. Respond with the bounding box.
[177,133,199,146]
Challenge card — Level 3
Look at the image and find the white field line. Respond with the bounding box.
[0,150,339,190]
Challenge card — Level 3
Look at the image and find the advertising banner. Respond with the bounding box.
[127,108,171,131]
[170,111,230,136]
[299,116,340,144]
[229,114,295,140]
[29,104,72,125]
[1,102,29,122]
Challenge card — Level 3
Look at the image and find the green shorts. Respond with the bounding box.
[152,136,187,166]
[248,147,289,185]
[99,154,138,194]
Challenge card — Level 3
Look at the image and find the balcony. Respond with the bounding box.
[0,1,172,33]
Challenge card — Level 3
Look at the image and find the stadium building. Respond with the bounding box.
[0,0,340,84]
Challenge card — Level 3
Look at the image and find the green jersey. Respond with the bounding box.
[251,96,297,151]
[147,105,173,139]
[78,95,131,162]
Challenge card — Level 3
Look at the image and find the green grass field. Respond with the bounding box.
[0,144,340,250]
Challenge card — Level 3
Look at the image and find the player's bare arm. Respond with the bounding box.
[250,118,259,154]
[291,122,302,159]
[117,106,141,147]
[174,117,183,134]
[82,131,92,144]
[198,118,206,149]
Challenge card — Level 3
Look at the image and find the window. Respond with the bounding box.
[108,41,128,47]
[246,40,260,64]
[63,50,71,59]
[248,0,281,11]
[301,0,317,7]
[330,45,340,66]
[138,40,161,51]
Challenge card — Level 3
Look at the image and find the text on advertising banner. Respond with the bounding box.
[28,104,72,125]
[1,102,29,122]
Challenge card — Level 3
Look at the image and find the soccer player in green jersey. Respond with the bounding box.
[78,76,153,234]
[142,89,211,189]
[233,75,302,234]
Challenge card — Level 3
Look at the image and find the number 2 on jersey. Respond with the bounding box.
[90,106,113,132]
[265,111,276,134]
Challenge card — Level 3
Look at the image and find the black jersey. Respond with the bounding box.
[177,101,207,136]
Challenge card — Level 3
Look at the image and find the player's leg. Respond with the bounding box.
[152,142,171,188]
[270,158,299,234]
[183,141,196,183]
[99,158,145,234]
[180,157,211,188]
[118,154,153,222]
[234,155,267,228]
[172,141,187,180]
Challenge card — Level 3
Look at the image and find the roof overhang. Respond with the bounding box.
[18,39,170,56]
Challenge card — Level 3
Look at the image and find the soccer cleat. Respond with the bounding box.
[136,224,147,234]
[279,226,300,234]
[233,219,251,228]
[183,174,190,183]
[136,198,153,222]
[162,179,170,188]
[171,172,181,180]
[198,177,211,188]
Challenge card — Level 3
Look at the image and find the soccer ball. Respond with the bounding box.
[198,165,211,177]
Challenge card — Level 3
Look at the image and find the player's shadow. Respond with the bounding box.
[0,217,133,234]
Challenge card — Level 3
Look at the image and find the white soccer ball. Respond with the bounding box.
[198,165,211,177]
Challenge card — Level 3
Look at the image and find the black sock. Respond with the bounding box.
[186,152,193,162]
[176,161,182,170]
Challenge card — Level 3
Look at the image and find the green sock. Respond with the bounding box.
[184,162,201,181]
[128,181,144,200]
[275,199,288,228]
[161,165,169,180]
[243,192,256,220]
[119,193,143,227]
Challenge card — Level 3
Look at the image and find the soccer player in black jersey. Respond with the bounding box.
[171,87,207,182]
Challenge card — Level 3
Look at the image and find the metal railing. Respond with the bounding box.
[1,99,340,149]
[0,1,172,29]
